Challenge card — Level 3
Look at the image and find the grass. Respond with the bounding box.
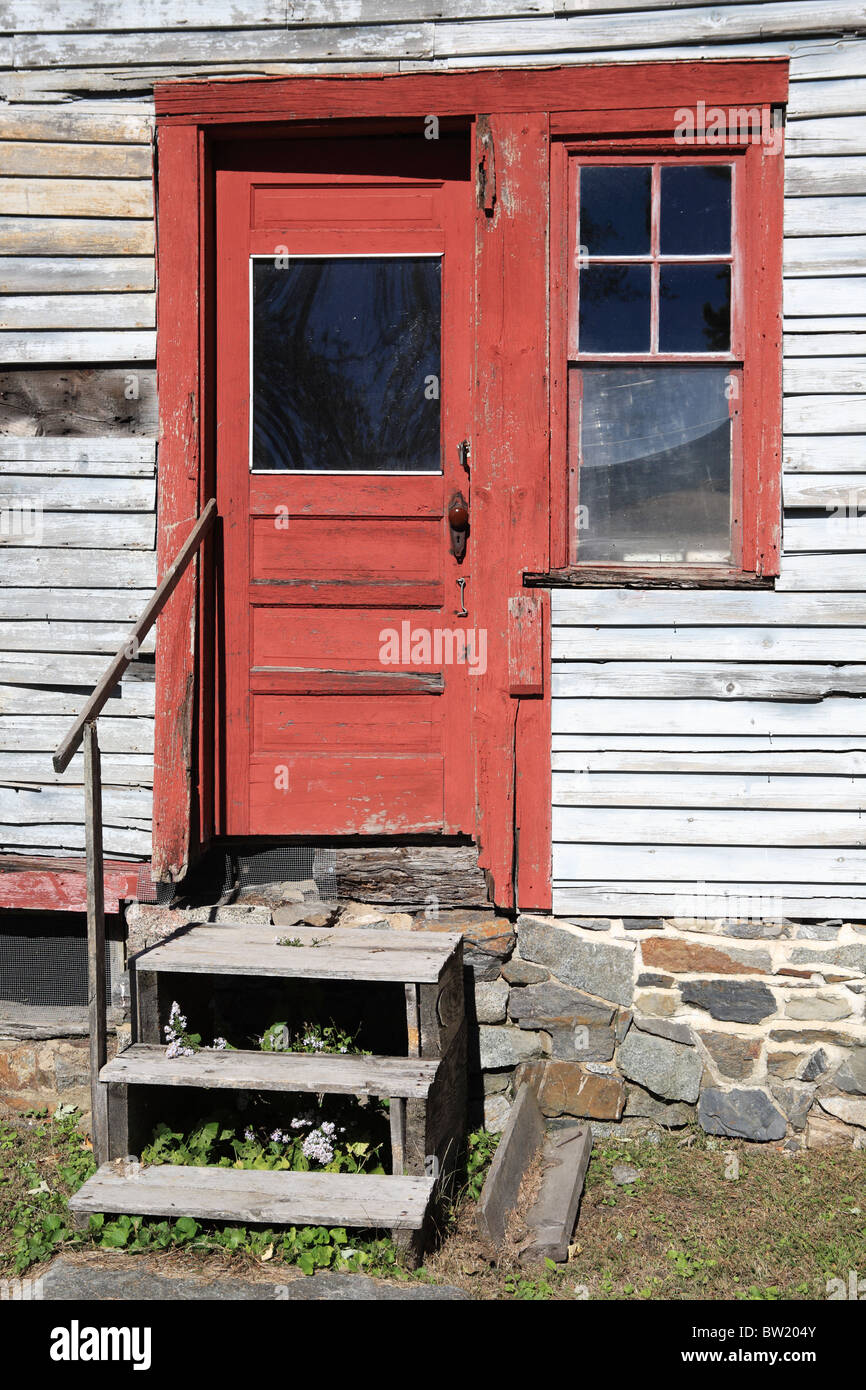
[1,1109,864,1299]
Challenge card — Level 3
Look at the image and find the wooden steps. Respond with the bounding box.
[69,919,467,1261]
[136,922,462,984]
[69,1164,435,1231]
[101,1043,440,1098]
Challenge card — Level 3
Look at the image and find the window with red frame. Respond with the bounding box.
[555,138,782,579]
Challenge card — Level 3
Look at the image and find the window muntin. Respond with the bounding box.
[568,156,740,566]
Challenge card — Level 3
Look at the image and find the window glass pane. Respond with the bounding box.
[660,165,732,255]
[579,265,651,353]
[579,166,651,256]
[573,366,732,564]
[659,264,731,352]
[252,256,441,472]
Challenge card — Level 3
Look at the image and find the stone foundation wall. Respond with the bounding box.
[470,914,866,1149]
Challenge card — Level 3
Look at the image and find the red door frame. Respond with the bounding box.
[152,60,788,906]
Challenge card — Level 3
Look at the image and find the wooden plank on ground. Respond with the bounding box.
[522,1124,592,1265]
[476,1081,545,1249]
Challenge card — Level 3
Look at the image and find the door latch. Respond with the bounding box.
[456,577,468,618]
[448,490,469,562]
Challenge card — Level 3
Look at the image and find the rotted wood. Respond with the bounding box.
[0,368,158,438]
[330,844,489,907]
[525,566,775,590]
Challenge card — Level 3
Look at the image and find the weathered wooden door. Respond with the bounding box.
[216,136,478,837]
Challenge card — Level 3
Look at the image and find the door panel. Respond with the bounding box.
[216,136,475,838]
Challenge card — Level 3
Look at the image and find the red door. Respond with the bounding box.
[216,136,477,837]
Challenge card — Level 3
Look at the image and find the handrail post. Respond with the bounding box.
[84,721,109,1166]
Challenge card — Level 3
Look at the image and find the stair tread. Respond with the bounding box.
[69,1163,434,1230]
[101,1043,439,1097]
[135,923,461,984]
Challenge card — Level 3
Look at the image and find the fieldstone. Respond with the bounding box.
[720,920,788,940]
[806,1111,857,1149]
[634,989,679,1018]
[698,1087,787,1142]
[514,1060,626,1120]
[611,1163,641,1184]
[569,918,611,932]
[769,1028,856,1046]
[472,979,509,1025]
[791,944,866,973]
[501,958,549,986]
[799,1048,830,1082]
[680,979,776,1024]
[818,1095,866,1129]
[615,1008,632,1044]
[622,918,664,931]
[466,954,504,983]
[618,1029,702,1102]
[483,1093,512,1133]
[481,1070,511,1096]
[272,902,340,929]
[53,1045,91,1092]
[796,921,843,940]
[518,915,635,1007]
[509,982,614,1029]
[697,1031,761,1081]
[417,910,515,960]
[624,1085,694,1128]
[770,1082,815,1131]
[633,1015,695,1045]
[785,994,851,1022]
[766,1050,801,1080]
[546,1025,615,1063]
[637,973,675,988]
[478,1026,545,1070]
[834,1048,866,1095]
[642,937,771,975]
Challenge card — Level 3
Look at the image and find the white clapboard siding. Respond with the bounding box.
[0,751,153,787]
[784,239,866,278]
[551,736,866,753]
[783,436,866,471]
[0,330,156,363]
[553,773,866,811]
[551,663,866,700]
[784,332,866,356]
[0,622,156,655]
[0,141,151,178]
[784,358,866,394]
[0,653,153,686]
[1,550,157,588]
[554,806,866,849]
[552,590,866,625]
[782,514,866,552]
[784,197,866,236]
[0,294,155,330]
[0,784,151,826]
[0,513,155,549]
[0,437,155,471]
[784,394,866,433]
[0,715,153,754]
[552,750,866,775]
[0,218,154,255]
[0,178,152,218]
[785,157,866,196]
[0,257,155,294]
[0,106,152,142]
[552,629,866,661]
[0,475,154,510]
[554,843,866,885]
[783,474,866,508]
[551,699,866,737]
[14,25,436,66]
[0,588,152,622]
[784,280,866,317]
[0,683,153,716]
[554,887,866,919]
[785,116,866,157]
[0,822,151,855]
[788,78,866,120]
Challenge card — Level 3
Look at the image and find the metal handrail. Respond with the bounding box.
[52,497,217,1165]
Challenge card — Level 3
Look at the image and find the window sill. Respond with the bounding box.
[523,566,775,590]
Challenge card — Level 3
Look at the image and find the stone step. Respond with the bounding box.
[69,1164,435,1232]
[134,922,461,985]
[101,1043,440,1098]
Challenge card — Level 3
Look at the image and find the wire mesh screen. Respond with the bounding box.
[0,921,111,1009]
[224,845,337,900]
[135,862,174,906]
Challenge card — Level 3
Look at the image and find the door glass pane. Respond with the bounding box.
[579,265,651,353]
[573,366,732,563]
[579,166,651,256]
[659,265,731,352]
[660,165,732,255]
[251,256,441,472]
